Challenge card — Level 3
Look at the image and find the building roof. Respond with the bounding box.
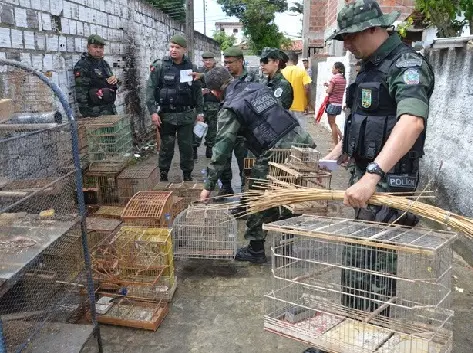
[285,39,303,51]
[215,22,243,27]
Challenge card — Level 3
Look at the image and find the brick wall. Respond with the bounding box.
[304,0,416,52]
[0,0,219,138]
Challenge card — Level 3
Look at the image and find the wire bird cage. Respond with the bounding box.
[172,203,237,260]
[263,215,456,353]
[83,170,121,205]
[0,59,101,352]
[117,158,159,205]
[288,146,321,172]
[85,115,133,173]
[121,191,174,227]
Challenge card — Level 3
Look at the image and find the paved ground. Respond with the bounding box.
[81,116,473,353]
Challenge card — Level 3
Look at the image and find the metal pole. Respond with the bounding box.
[186,0,195,61]
[203,0,207,36]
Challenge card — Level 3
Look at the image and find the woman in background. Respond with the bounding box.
[324,62,347,150]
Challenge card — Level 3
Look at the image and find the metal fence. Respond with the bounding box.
[0,59,102,352]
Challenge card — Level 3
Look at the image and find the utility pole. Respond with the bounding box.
[186,0,195,61]
[203,0,207,36]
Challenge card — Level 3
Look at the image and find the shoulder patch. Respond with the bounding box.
[396,54,422,68]
[150,66,155,72]
[75,71,80,77]
[274,87,283,98]
[403,68,420,85]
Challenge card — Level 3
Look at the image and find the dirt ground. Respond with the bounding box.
[81,115,473,353]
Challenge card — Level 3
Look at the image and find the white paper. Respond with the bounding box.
[318,159,339,171]
[180,69,193,83]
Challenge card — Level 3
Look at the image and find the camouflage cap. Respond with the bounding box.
[204,67,233,91]
[260,47,281,60]
[223,46,244,58]
[87,34,105,45]
[170,34,187,48]
[202,51,215,58]
[327,0,400,41]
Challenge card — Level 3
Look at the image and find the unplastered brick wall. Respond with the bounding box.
[0,0,218,137]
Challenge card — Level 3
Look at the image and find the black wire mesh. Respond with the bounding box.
[0,60,102,353]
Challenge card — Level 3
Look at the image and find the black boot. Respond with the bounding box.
[234,242,267,263]
[183,172,193,181]
[160,170,168,181]
[193,146,198,160]
[205,146,212,158]
[302,349,328,353]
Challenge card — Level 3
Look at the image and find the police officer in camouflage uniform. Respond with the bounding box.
[192,51,220,159]
[259,47,293,109]
[146,35,204,182]
[199,67,315,263]
[217,47,259,195]
[74,34,118,118]
[304,2,435,352]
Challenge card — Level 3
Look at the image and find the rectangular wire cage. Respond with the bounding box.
[85,115,133,173]
[167,182,205,206]
[117,162,159,205]
[263,215,456,353]
[172,204,238,260]
[288,146,321,172]
[121,191,174,227]
[83,170,121,205]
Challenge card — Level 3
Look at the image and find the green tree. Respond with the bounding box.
[415,0,472,37]
[213,31,237,51]
[217,0,291,54]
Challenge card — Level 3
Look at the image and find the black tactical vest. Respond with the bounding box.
[224,81,299,157]
[85,56,117,105]
[157,57,194,107]
[343,43,427,176]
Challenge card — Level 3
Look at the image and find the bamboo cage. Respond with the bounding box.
[121,191,173,227]
[263,215,455,353]
[117,162,159,205]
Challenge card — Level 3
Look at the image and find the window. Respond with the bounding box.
[233,28,238,33]
[220,28,225,32]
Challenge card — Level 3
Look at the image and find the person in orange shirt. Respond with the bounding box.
[281,52,312,129]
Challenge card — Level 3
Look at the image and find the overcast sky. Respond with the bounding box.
[193,0,303,39]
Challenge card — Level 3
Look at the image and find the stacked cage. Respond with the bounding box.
[117,157,159,205]
[0,61,101,352]
[263,215,455,353]
[91,226,171,329]
[172,203,238,260]
[268,144,331,214]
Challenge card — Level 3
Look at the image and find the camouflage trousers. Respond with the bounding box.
[220,136,247,189]
[193,105,219,148]
[159,112,195,173]
[341,164,419,315]
[80,103,116,118]
[244,127,316,241]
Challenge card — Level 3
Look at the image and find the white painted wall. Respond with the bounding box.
[421,44,473,217]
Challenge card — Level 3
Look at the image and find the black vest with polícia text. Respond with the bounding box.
[343,43,427,176]
[224,81,298,157]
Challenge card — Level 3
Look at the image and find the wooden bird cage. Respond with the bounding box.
[117,162,159,205]
[121,191,173,227]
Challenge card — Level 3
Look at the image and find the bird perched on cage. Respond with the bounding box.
[199,66,316,264]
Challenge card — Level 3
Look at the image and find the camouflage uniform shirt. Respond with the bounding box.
[74,53,117,118]
[266,71,293,109]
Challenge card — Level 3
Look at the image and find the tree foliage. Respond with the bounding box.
[217,0,291,54]
[145,0,186,22]
[213,31,237,51]
[289,1,303,15]
[416,0,472,37]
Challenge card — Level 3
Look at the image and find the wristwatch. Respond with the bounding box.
[366,162,386,178]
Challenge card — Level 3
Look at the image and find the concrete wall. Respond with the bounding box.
[421,42,473,217]
[0,0,219,138]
